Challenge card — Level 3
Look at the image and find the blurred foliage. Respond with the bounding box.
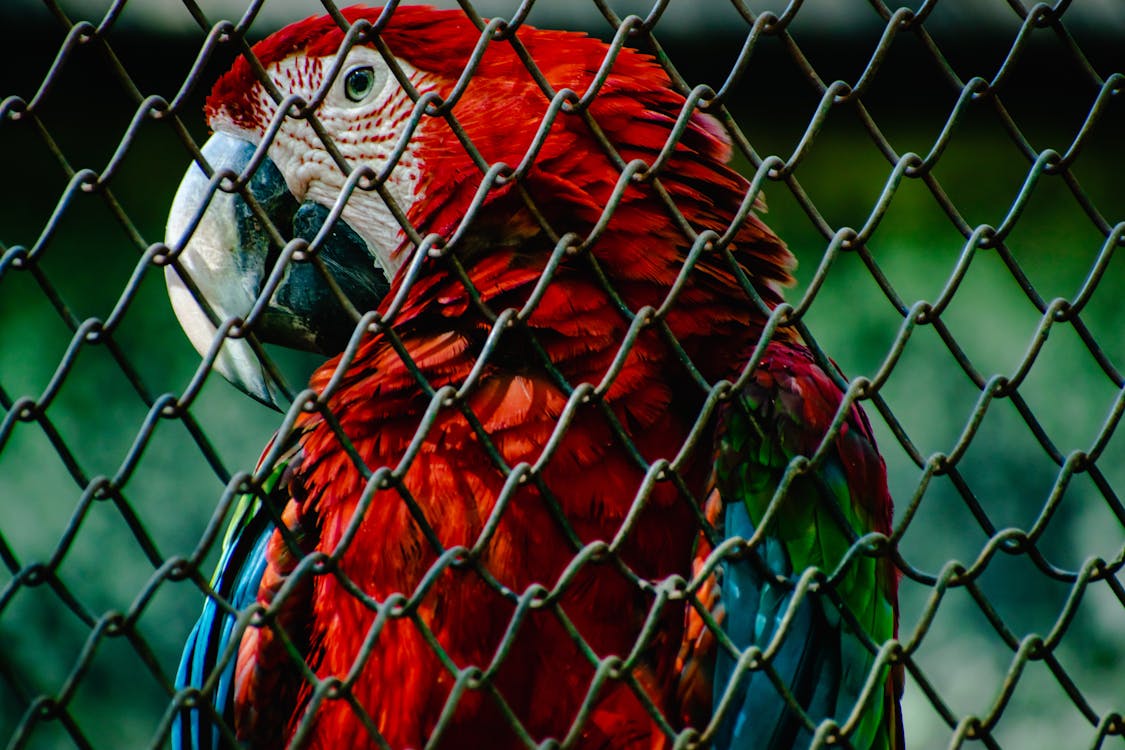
[1,10,1122,750]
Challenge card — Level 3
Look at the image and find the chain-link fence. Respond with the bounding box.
[1,1,1123,748]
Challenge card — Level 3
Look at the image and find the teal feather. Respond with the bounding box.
[711,343,900,750]
[173,448,292,750]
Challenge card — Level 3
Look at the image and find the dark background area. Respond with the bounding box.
[1,2,1123,748]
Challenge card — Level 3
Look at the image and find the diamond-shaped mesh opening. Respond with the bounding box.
[2,2,1122,749]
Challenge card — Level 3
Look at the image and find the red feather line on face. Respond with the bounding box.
[199,6,886,749]
[205,5,795,305]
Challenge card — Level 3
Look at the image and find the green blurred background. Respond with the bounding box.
[1,2,1122,748]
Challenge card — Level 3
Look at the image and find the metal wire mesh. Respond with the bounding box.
[1,0,1123,748]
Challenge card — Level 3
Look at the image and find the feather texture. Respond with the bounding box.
[174,6,900,748]
[174,446,292,750]
[711,344,902,749]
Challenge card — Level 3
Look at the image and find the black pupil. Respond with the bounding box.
[346,68,374,101]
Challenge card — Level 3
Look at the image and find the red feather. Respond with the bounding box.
[218,6,810,747]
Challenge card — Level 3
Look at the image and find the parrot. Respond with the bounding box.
[165,5,903,749]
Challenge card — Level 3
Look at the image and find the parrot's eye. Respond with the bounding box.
[344,66,376,102]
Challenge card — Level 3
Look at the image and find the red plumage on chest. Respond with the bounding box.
[278,272,714,748]
[222,10,798,746]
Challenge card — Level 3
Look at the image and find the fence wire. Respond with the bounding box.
[1,0,1123,748]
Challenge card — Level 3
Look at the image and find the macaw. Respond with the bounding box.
[165,6,903,749]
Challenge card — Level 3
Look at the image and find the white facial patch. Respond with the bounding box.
[255,48,436,285]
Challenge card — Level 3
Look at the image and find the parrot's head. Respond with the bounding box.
[166,5,795,407]
[165,6,483,406]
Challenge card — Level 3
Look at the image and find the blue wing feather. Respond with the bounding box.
[715,475,849,750]
[174,512,273,750]
[711,345,900,750]
[174,450,289,750]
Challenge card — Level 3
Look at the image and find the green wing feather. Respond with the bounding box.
[711,342,901,750]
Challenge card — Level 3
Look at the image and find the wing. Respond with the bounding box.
[710,342,903,750]
[173,440,296,750]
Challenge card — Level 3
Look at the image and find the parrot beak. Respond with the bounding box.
[165,132,390,408]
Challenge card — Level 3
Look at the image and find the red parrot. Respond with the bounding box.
[166,6,902,749]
